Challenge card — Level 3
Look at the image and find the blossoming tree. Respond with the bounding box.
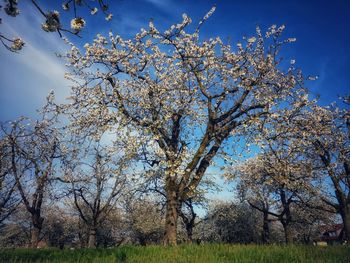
[0,101,61,248]
[295,104,350,242]
[234,149,315,244]
[63,8,307,245]
[0,130,20,225]
[63,140,135,248]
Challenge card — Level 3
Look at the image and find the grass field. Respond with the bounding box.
[1,244,349,263]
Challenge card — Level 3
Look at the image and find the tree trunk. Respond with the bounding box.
[262,211,270,244]
[280,190,293,244]
[186,224,194,244]
[88,227,97,248]
[30,227,41,248]
[30,214,43,248]
[180,210,195,244]
[341,204,350,242]
[163,191,179,246]
[282,222,293,244]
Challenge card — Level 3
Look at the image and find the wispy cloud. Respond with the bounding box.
[143,0,173,9]
[0,3,71,120]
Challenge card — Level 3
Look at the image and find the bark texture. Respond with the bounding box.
[163,188,179,246]
[88,227,97,248]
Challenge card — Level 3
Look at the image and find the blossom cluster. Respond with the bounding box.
[42,11,61,32]
[62,9,308,202]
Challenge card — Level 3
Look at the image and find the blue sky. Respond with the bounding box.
[0,0,349,205]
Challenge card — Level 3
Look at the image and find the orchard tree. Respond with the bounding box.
[40,205,78,248]
[233,131,315,244]
[0,204,32,247]
[0,97,61,248]
[66,145,127,248]
[62,8,309,244]
[234,154,298,243]
[289,201,335,244]
[261,96,350,242]
[231,97,323,243]
[95,207,126,248]
[294,104,350,242]
[200,201,261,244]
[124,198,165,245]
[0,134,19,225]
[143,165,216,244]
[64,141,133,248]
[178,198,200,243]
[236,171,275,244]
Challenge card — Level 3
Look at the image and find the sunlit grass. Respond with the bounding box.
[1,244,349,263]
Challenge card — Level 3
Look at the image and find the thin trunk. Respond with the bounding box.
[163,190,179,246]
[30,213,43,248]
[180,202,196,244]
[280,189,293,244]
[30,227,40,248]
[262,211,270,244]
[303,230,311,245]
[282,222,293,244]
[341,204,350,242]
[88,227,97,248]
[186,224,194,244]
[138,234,147,246]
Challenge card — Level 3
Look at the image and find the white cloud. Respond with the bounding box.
[0,2,71,120]
[143,0,172,9]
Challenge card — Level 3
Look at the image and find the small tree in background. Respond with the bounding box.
[0,97,61,248]
[294,104,350,242]
[64,141,134,248]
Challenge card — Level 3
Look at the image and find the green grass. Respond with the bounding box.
[0,244,349,263]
